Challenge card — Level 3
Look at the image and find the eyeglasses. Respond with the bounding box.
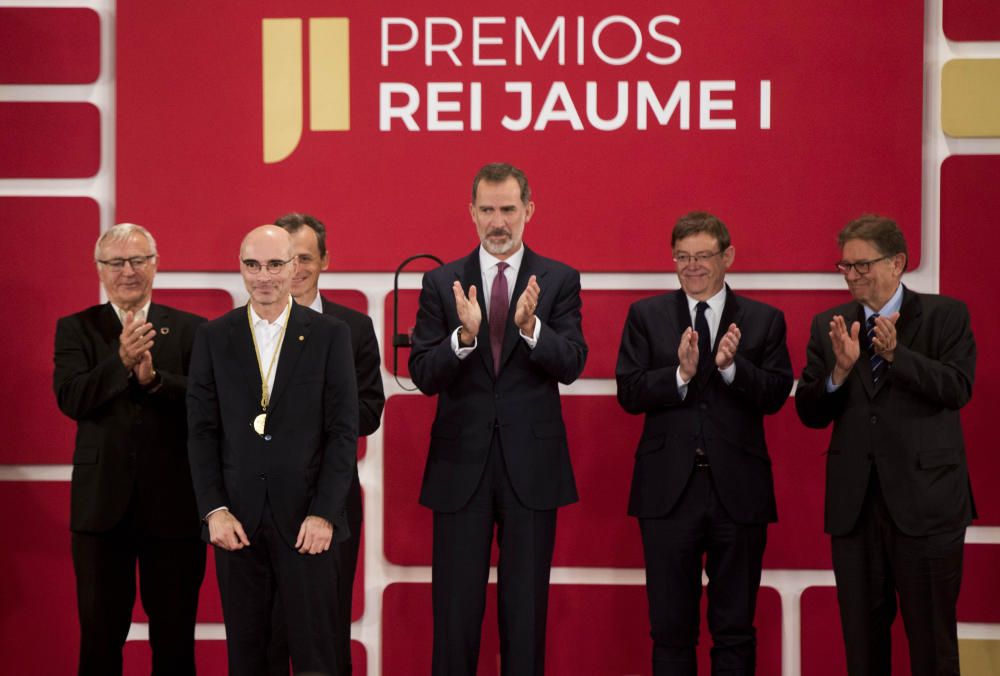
[673,250,723,266]
[98,255,156,271]
[835,256,890,275]
[242,258,293,274]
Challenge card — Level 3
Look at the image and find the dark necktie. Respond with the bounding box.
[695,301,712,374]
[489,262,509,374]
[867,313,886,384]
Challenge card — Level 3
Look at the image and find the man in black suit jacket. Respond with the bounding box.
[187,225,358,675]
[796,215,976,676]
[54,223,206,676]
[265,212,385,675]
[616,212,793,676]
[409,163,587,675]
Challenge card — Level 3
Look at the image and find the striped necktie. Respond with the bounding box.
[866,313,886,384]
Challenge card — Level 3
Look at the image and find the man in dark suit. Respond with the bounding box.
[616,212,793,676]
[187,225,358,675]
[796,215,976,676]
[409,162,587,675]
[265,212,385,675]
[53,223,206,676]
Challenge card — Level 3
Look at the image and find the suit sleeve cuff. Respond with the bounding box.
[204,506,229,521]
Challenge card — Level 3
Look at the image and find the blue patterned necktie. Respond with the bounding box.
[867,313,886,384]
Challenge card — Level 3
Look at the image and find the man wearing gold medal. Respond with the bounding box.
[187,225,358,674]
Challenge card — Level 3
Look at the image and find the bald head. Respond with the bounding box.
[240,224,293,260]
[240,224,298,320]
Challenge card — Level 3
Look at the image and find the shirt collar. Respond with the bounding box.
[249,297,291,329]
[479,244,525,274]
[686,286,727,316]
[864,282,904,320]
[111,299,152,325]
[307,292,323,314]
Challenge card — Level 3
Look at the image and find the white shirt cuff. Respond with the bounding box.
[451,327,476,359]
[825,375,842,392]
[720,362,736,384]
[676,366,690,400]
[519,318,542,349]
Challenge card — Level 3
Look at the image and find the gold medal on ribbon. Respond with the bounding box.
[247,299,292,438]
[252,413,267,435]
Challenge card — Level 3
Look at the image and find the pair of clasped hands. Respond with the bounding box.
[209,510,333,555]
[829,312,900,386]
[118,310,158,386]
[452,275,541,343]
[677,323,741,381]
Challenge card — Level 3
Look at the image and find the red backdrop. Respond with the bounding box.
[2,1,998,674]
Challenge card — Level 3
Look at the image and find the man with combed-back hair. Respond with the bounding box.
[54,223,206,676]
[265,212,385,676]
[409,162,587,675]
[616,211,793,676]
[796,214,976,676]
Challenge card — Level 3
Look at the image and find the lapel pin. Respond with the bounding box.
[298,335,304,341]
[160,327,170,335]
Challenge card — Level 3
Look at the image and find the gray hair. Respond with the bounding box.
[94,223,158,262]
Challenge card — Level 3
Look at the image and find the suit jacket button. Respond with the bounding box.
[699,402,708,410]
[264,434,272,441]
[258,474,266,480]
[869,415,878,424]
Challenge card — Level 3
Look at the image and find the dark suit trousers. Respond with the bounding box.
[72,520,205,676]
[431,435,558,676]
[831,470,965,676]
[216,503,341,676]
[639,467,767,676]
[266,506,360,675]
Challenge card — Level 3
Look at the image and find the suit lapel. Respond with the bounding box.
[894,285,923,350]
[97,303,122,348]
[229,306,263,404]
[498,248,546,374]
[673,290,691,334]
[459,251,494,379]
[715,286,743,353]
[268,302,310,410]
[873,285,921,396]
[147,303,170,363]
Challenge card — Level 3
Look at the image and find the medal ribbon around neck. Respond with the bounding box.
[247,298,292,435]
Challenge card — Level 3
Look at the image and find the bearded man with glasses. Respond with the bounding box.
[53,223,207,675]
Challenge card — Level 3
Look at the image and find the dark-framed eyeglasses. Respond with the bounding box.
[97,254,156,271]
[835,256,890,275]
[242,258,293,274]
[673,250,723,266]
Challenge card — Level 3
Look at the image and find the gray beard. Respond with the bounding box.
[482,237,516,256]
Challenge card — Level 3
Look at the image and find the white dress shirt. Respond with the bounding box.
[249,301,290,400]
[452,245,541,357]
[112,299,151,326]
[676,286,736,397]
